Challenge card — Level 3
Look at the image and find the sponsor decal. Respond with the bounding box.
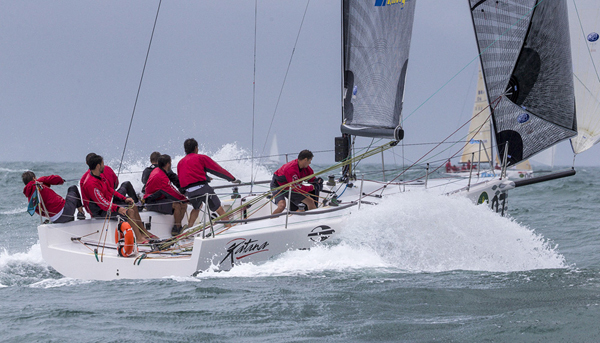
[477,192,489,205]
[220,238,269,265]
[375,0,405,7]
[588,32,599,42]
[308,225,335,242]
[517,113,530,124]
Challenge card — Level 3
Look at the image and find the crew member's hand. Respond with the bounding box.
[125,197,134,205]
[232,179,242,184]
[118,207,127,216]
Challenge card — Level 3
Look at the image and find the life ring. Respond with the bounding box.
[115,222,136,257]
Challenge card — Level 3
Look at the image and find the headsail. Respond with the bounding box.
[341,0,416,141]
[461,69,494,165]
[469,0,577,166]
[568,0,600,154]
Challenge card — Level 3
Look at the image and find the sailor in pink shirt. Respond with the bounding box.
[144,154,188,236]
[177,138,240,231]
[22,171,85,223]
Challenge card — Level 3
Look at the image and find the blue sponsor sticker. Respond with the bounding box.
[517,113,530,123]
[588,32,599,42]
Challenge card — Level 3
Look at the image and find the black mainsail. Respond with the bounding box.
[469,0,577,166]
[341,0,416,141]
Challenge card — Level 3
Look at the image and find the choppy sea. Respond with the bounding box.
[2,151,600,342]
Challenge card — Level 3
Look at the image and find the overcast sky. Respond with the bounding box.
[1,1,598,167]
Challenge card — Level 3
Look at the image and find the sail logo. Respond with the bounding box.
[220,238,269,266]
[588,32,599,42]
[517,113,530,124]
[374,0,405,7]
[308,225,335,242]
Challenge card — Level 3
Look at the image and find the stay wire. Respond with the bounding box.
[402,0,544,124]
[255,0,311,180]
[251,0,258,191]
[117,0,162,176]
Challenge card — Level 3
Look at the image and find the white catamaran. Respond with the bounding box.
[36,0,585,280]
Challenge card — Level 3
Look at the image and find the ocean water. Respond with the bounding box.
[2,151,600,342]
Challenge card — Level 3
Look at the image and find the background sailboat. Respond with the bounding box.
[568,0,600,156]
[450,69,533,179]
[268,134,281,166]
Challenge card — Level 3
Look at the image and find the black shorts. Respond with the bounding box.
[270,178,308,207]
[185,184,221,212]
[53,185,83,224]
[145,198,174,215]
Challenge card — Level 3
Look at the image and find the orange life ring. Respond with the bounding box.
[115,222,136,257]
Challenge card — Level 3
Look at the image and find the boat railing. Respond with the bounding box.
[213,202,356,225]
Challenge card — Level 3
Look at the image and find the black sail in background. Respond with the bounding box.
[341,0,416,141]
[469,0,577,166]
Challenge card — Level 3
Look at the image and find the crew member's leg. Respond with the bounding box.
[53,186,85,223]
[173,202,187,228]
[117,181,140,203]
[124,206,147,241]
[271,178,287,214]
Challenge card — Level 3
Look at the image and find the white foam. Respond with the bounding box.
[0,208,25,215]
[0,244,46,269]
[29,277,92,288]
[197,191,566,278]
[0,167,27,173]
[338,191,566,272]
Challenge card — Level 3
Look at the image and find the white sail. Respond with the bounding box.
[461,69,494,165]
[530,146,556,168]
[269,134,280,164]
[568,0,600,154]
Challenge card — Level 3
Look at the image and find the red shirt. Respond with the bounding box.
[273,159,315,193]
[144,167,186,201]
[81,171,127,214]
[177,153,235,189]
[23,175,65,218]
[81,165,118,190]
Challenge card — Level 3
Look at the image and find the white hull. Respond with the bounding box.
[38,177,512,280]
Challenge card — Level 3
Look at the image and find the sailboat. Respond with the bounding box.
[36,0,577,280]
[447,69,533,179]
[568,0,600,156]
[267,134,281,166]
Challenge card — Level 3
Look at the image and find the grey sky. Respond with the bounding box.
[1,1,597,167]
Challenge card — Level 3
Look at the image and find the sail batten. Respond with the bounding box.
[469,0,577,166]
[341,0,416,140]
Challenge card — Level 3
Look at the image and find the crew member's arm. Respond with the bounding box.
[37,175,65,187]
[91,186,120,213]
[202,156,235,182]
[167,170,181,189]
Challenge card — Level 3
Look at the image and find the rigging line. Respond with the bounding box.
[572,0,600,83]
[402,0,544,124]
[251,0,258,190]
[117,0,162,176]
[257,0,311,166]
[372,96,499,194]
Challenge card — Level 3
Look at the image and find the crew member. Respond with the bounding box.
[81,154,151,242]
[80,153,140,207]
[144,154,188,236]
[141,151,180,194]
[22,171,85,223]
[177,138,240,231]
[271,149,322,214]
